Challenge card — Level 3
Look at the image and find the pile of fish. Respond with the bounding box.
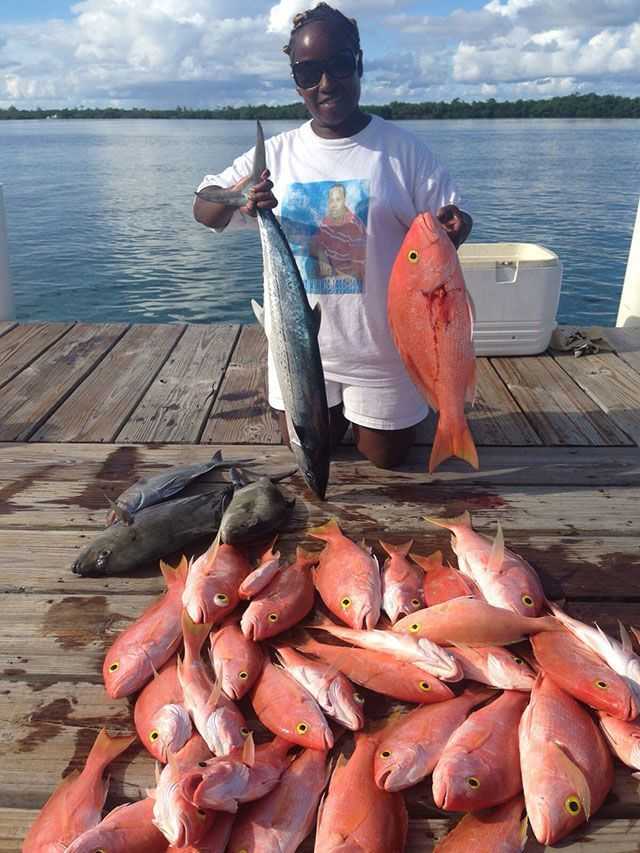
[25,503,640,851]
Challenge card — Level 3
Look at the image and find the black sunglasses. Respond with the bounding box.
[291,49,359,90]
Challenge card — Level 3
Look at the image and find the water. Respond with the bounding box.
[0,118,638,325]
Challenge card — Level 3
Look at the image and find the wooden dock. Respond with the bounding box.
[2,319,640,851]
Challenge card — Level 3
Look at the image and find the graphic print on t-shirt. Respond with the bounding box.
[280,179,369,295]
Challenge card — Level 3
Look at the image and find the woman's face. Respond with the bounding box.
[290,20,363,136]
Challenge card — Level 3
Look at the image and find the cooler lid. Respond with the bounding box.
[459,242,560,269]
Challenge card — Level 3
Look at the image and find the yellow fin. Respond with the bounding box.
[411,550,444,572]
[379,540,414,558]
[242,731,256,767]
[308,518,343,542]
[487,522,505,574]
[423,512,472,531]
[429,419,479,473]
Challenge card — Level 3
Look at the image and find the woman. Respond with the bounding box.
[194,2,472,468]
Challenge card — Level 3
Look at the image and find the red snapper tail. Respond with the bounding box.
[429,416,479,473]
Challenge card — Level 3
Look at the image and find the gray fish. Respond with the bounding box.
[105,450,226,525]
[196,122,331,500]
[73,488,232,576]
[219,473,295,545]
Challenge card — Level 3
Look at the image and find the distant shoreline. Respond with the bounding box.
[2,93,639,121]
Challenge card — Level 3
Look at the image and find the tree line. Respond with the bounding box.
[1,93,639,121]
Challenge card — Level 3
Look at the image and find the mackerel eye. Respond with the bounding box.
[407,249,419,263]
[353,692,365,704]
[296,722,309,735]
[340,597,351,610]
[379,749,392,759]
[408,622,420,633]
[238,670,249,680]
[564,795,582,815]
[214,592,229,606]
[108,661,119,673]
[595,679,608,690]
[466,776,481,789]
[419,680,431,692]
[149,730,159,742]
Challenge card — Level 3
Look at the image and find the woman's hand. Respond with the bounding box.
[437,204,473,249]
[241,169,279,217]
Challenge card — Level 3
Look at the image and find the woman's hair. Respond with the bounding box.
[283,2,360,59]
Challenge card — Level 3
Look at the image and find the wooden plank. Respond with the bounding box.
[554,350,640,445]
[0,323,75,390]
[201,324,281,444]
[600,326,640,375]
[117,323,240,443]
[0,324,128,442]
[2,443,640,487]
[0,321,17,339]
[491,354,633,446]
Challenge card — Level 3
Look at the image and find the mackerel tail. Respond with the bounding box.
[196,122,331,500]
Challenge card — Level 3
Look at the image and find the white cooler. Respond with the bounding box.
[459,242,562,356]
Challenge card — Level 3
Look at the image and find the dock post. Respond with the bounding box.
[0,185,15,321]
[617,196,640,328]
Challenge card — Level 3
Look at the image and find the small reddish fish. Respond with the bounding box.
[532,629,638,719]
[167,812,235,853]
[309,518,381,629]
[425,513,546,616]
[449,645,536,691]
[315,732,408,852]
[375,687,495,792]
[134,657,192,762]
[412,549,479,605]
[65,797,168,853]
[393,597,557,646]
[273,644,364,730]
[178,612,246,756]
[238,538,281,599]
[227,748,329,853]
[240,547,316,641]
[103,556,188,698]
[182,533,251,624]
[433,690,529,811]
[387,211,478,473]
[519,674,614,845]
[598,712,640,775]
[379,539,424,623]
[434,794,528,852]
[250,659,333,750]
[294,633,455,704]
[23,728,135,852]
[210,620,264,700]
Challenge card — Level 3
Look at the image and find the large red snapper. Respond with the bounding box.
[65,797,168,853]
[210,620,264,700]
[22,728,135,852]
[425,512,545,616]
[519,674,614,845]
[103,556,187,698]
[412,549,478,605]
[294,633,455,704]
[374,687,495,792]
[182,534,251,625]
[240,547,316,641]
[434,794,528,852]
[532,629,639,719]
[315,732,408,852]
[432,690,528,811]
[393,597,557,646]
[309,518,381,629]
[250,659,333,750]
[238,538,281,599]
[387,211,478,473]
[134,656,192,762]
[227,748,329,853]
[379,539,424,623]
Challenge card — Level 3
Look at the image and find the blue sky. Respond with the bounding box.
[1,1,638,108]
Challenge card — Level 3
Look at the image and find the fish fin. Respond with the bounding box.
[312,302,322,333]
[619,621,633,653]
[242,731,256,767]
[458,723,492,753]
[84,728,137,776]
[519,815,529,851]
[429,417,479,473]
[308,518,343,542]
[630,626,640,646]
[159,557,184,589]
[487,522,505,574]
[102,491,134,526]
[251,299,265,328]
[209,677,223,707]
[181,610,213,658]
[252,120,267,184]
[295,546,320,565]
[550,741,592,820]
[411,549,444,572]
[379,539,414,558]
[423,512,472,532]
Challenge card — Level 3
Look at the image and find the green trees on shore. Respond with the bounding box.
[1,93,639,120]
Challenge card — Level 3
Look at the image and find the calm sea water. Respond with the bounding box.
[1,118,638,325]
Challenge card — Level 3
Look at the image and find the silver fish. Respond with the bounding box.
[105,449,226,525]
[196,121,331,499]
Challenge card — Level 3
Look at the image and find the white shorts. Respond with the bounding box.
[267,360,429,431]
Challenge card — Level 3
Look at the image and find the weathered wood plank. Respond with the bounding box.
[0,321,17,339]
[554,351,640,445]
[29,324,185,443]
[117,323,240,444]
[201,324,281,444]
[600,326,640,375]
[0,322,75,390]
[491,354,633,446]
[3,443,640,487]
[0,324,128,442]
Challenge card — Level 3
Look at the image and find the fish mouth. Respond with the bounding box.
[376,767,395,791]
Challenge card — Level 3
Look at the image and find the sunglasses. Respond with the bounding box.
[291,49,359,90]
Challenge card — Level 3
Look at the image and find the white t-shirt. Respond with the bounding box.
[198,114,461,386]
